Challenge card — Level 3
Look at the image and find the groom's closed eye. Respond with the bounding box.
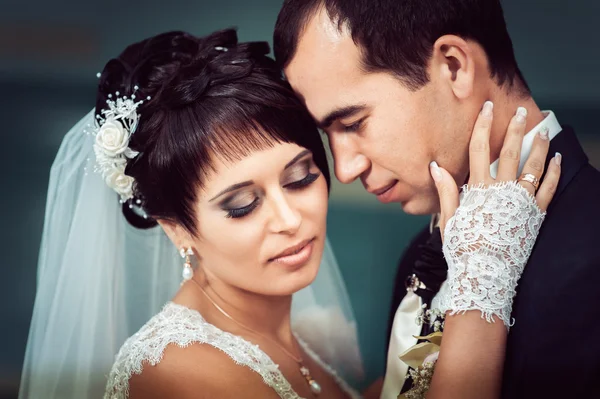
[317,104,368,129]
[341,117,366,133]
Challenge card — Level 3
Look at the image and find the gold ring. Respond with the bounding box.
[518,173,539,190]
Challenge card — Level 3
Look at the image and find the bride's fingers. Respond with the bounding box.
[518,127,550,195]
[496,107,528,181]
[468,101,494,185]
[535,153,562,211]
[430,161,459,241]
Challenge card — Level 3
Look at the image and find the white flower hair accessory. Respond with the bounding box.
[90,83,151,202]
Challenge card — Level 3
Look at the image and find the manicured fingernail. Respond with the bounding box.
[430,161,443,182]
[481,101,494,118]
[554,152,562,166]
[539,127,549,140]
[515,107,527,124]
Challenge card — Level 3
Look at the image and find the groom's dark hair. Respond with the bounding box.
[274,0,530,94]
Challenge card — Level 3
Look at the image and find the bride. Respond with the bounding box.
[19,29,560,399]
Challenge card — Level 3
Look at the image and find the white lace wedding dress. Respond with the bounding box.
[104,302,362,398]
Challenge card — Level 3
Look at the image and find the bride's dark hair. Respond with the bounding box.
[95,29,330,233]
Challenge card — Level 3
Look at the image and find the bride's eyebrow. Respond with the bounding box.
[209,181,253,202]
[209,150,312,202]
[285,149,312,169]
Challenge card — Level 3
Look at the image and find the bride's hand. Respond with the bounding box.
[422,102,562,399]
[430,101,562,327]
[431,101,561,239]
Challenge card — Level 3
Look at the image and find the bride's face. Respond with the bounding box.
[191,142,329,296]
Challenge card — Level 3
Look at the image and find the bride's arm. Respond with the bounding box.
[425,103,561,399]
[428,312,507,398]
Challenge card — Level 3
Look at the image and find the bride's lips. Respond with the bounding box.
[269,238,315,267]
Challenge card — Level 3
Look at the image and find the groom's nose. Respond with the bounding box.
[333,149,370,184]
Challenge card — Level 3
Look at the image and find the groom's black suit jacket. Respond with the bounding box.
[388,126,600,398]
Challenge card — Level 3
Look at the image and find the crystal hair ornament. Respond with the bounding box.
[87,82,151,202]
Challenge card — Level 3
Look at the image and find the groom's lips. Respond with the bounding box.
[371,181,398,203]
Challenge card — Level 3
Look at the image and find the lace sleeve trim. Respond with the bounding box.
[437,181,545,328]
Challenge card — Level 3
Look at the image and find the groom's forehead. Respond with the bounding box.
[287,7,361,76]
[285,16,367,121]
[286,65,366,125]
[300,5,350,44]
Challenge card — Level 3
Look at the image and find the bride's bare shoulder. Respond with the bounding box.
[128,342,279,399]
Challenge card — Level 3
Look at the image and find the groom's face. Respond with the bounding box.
[284,10,470,214]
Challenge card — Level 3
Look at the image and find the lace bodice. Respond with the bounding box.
[104,302,361,399]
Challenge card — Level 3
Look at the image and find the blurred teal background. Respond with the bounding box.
[1,0,599,397]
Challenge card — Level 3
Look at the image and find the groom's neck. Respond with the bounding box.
[487,89,545,162]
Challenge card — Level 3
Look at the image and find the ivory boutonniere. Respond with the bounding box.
[397,331,442,399]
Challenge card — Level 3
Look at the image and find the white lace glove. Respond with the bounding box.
[437,181,546,328]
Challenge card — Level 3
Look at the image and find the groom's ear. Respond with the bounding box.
[431,35,475,100]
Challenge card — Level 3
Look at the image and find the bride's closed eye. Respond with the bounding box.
[222,192,260,219]
[283,159,320,190]
[221,159,321,219]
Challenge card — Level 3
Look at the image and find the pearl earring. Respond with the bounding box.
[179,247,194,282]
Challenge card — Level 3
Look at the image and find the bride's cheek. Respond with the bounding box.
[310,178,330,223]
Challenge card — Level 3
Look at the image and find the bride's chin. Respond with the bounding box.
[294,262,321,292]
[270,257,321,296]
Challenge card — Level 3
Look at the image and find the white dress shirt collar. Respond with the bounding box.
[489,110,562,178]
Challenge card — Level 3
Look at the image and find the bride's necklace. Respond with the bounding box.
[190,279,323,396]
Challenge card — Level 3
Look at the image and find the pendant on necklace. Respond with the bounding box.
[300,365,322,395]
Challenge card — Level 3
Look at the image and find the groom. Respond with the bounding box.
[274,0,600,397]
